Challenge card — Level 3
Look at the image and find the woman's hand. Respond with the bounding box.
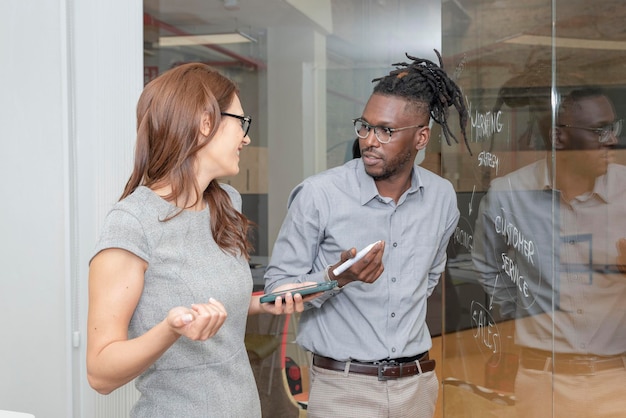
[167,298,228,341]
[251,282,322,315]
[87,248,230,394]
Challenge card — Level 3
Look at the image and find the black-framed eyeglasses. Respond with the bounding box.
[221,112,252,137]
[557,119,622,144]
[352,118,425,144]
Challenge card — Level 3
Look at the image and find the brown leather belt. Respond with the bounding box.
[520,348,626,375]
[313,353,435,381]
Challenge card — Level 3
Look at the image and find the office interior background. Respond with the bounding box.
[2,0,625,416]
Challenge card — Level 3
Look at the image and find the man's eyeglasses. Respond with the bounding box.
[557,119,622,144]
[221,112,252,137]
[353,118,425,144]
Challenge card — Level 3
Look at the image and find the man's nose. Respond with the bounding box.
[604,131,618,146]
[363,129,380,147]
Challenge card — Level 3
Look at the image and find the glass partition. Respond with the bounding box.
[441,0,626,417]
[141,1,626,416]
[142,0,441,266]
[141,2,444,416]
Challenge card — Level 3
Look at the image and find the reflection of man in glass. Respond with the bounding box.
[472,86,626,418]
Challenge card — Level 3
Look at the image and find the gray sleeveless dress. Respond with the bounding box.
[93,185,261,418]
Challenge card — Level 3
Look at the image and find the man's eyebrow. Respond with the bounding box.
[361,117,394,126]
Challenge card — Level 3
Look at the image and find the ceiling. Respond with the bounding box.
[442,0,626,89]
[143,0,441,69]
[144,0,626,90]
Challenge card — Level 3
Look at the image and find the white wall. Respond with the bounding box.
[267,26,328,250]
[0,1,142,416]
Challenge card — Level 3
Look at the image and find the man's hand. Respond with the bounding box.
[329,241,385,287]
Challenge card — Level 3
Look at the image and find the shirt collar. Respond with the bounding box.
[538,160,552,191]
[592,171,610,202]
[356,158,423,205]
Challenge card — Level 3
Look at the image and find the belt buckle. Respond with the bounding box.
[558,358,598,375]
[587,361,596,374]
[568,356,597,375]
[574,360,595,375]
[375,360,397,381]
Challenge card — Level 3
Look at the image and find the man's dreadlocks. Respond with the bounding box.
[372,49,471,154]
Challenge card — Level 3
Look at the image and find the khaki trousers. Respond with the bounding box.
[515,364,626,418]
[307,363,438,418]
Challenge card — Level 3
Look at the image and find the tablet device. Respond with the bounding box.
[260,281,338,303]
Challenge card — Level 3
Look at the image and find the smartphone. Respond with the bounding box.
[259,281,338,303]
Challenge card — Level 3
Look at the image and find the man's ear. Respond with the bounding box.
[199,112,212,137]
[415,126,430,150]
[550,127,566,150]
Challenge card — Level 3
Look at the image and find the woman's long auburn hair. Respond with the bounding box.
[121,62,254,259]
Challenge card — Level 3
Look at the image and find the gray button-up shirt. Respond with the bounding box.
[265,158,459,361]
[472,160,626,355]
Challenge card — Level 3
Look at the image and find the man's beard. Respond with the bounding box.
[366,149,413,181]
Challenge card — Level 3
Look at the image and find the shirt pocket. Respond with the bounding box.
[405,234,440,276]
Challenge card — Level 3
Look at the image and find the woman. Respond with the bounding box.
[86,63,310,417]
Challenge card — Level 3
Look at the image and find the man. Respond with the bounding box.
[265,51,469,418]
[472,86,626,417]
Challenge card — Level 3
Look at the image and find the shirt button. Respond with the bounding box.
[391,312,395,318]
[391,347,396,353]
[393,242,398,248]
[391,277,397,283]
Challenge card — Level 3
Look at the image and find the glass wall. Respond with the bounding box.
[441,0,626,417]
[141,1,626,416]
[142,0,441,268]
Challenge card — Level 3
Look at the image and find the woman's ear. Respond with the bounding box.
[199,112,212,137]
[415,126,430,151]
